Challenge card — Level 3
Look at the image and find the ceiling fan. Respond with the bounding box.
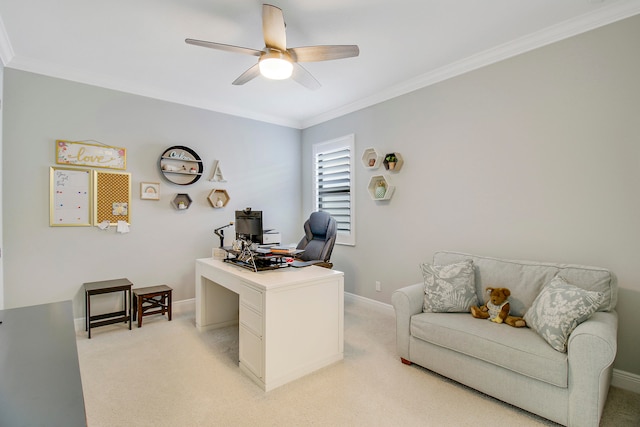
[185,4,359,90]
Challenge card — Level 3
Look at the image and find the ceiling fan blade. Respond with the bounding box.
[291,63,321,90]
[262,4,287,51]
[232,63,261,85]
[185,38,261,57]
[289,45,360,62]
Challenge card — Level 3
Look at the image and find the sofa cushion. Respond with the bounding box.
[524,276,604,352]
[421,260,478,313]
[433,251,617,316]
[410,312,568,387]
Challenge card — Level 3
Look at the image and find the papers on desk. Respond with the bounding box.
[268,246,304,256]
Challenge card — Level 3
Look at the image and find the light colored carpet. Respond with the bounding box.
[76,297,639,427]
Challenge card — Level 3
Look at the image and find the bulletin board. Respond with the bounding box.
[94,170,131,225]
[50,167,92,226]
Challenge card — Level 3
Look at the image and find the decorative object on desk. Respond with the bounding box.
[94,170,131,225]
[171,193,192,210]
[56,139,126,170]
[212,248,226,259]
[207,188,230,208]
[208,159,226,182]
[214,221,234,248]
[50,166,92,226]
[383,152,404,172]
[140,182,160,200]
[159,145,203,185]
[375,180,386,198]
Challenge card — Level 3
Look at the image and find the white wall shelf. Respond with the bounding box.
[207,189,230,208]
[171,193,193,210]
[361,147,383,169]
[383,152,404,172]
[159,146,204,185]
[368,175,395,200]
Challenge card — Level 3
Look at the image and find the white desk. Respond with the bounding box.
[195,258,344,391]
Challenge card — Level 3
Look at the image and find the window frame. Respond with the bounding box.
[312,134,355,246]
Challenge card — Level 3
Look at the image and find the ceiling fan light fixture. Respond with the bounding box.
[259,50,293,80]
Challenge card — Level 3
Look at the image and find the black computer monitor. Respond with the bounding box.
[235,209,263,244]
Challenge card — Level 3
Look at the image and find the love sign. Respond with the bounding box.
[56,140,126,170]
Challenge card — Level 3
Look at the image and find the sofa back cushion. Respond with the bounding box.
[433,251,617,317]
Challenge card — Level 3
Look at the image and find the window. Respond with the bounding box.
[312,134,355,246]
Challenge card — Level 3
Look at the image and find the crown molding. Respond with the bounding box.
[302,0,640,129]
[0,14,15,66]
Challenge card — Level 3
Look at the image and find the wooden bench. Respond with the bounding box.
[132,285,173,328]
[84,278,132,338]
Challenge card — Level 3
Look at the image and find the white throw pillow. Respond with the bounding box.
[524,276,603,352]
[421,259,477,313]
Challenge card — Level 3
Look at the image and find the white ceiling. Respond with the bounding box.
[1,0,639,129]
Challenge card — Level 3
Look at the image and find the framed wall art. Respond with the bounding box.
[94,170,131,225]
[140,182,160,200]
[56,140,127,170]
[50,167,92,226]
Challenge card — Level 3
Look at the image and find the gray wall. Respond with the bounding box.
[3,69,302,316]
[302,15,640,374]
[0,63,3,309]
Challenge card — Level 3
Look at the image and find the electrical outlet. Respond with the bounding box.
[375,281,381,292]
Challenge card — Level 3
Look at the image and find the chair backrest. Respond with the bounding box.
[296,212,337,262]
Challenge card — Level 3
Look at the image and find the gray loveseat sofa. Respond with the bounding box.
[392,251,618,427]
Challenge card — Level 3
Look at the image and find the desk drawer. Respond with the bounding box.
[241,286,263,313]
[239,325,263,379]
[240,304,262,337]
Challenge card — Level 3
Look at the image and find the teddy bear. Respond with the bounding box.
[470,287,526,328]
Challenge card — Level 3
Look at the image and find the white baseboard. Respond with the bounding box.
[74,297,195,332]
[612,369,640,394]
[345,292,393,313]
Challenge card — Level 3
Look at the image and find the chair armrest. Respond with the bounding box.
[391,283,424,361]
[567,311,618,427]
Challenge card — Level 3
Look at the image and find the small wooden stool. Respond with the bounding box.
[132,285,173,328]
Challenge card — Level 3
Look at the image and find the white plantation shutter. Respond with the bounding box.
[313,135,355,246]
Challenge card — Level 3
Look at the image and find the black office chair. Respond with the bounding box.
[292,211,337,268]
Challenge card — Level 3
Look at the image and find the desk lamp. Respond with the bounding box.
[214,222,234,248]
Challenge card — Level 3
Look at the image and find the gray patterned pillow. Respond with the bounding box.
[421,259,477,313]
[524,276,604,352]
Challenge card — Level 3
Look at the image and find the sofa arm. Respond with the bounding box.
[391,283,424,361]
[567,311,618,427]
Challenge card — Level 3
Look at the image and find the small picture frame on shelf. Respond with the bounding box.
[140,182,160,200]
